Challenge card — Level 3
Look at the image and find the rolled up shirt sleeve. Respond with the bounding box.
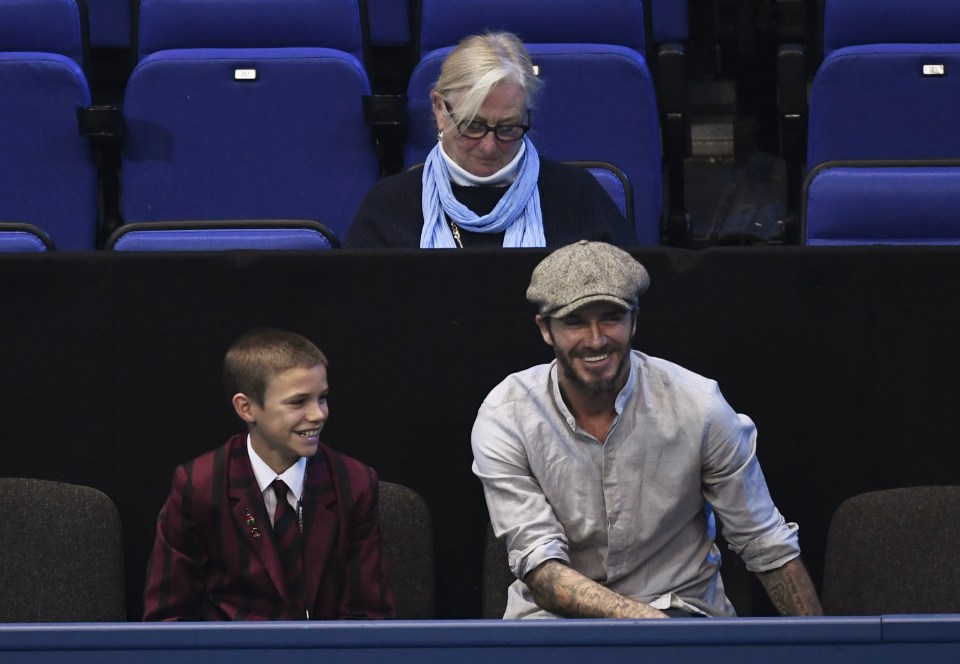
[472,395,571,580]
[699,385,801,573]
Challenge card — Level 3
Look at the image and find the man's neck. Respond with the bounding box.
[558,383,619,443]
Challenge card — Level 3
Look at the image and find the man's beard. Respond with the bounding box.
[555,347,631,398]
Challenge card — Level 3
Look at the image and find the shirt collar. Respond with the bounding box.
[246,434,307,500]
[616,355,638,412]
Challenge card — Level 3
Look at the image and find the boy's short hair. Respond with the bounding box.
[223,328,328,406]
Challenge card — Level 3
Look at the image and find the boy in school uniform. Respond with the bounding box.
[144,327,395,620]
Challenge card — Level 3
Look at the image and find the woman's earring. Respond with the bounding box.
[437,131,443,142]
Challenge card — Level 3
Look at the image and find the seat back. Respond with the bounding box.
[823,0,960,58]
[0,0,98,250]
[568,161,635,223]
[378,481,436,619]
[813,0,960,165]
[0,223,56,252]
[0,0,86,66]
[0,478,126,621]
[405,2,662,244]
[803,161,960,245]
[804,3,960,245]
[822,486,960,615]
[106,220,339,250]
[122,0,379,242]
[136,0,365,63]
[808,44,960,167]
[417,0,646,57]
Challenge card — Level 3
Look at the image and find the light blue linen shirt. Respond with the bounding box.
[471,350,800,618]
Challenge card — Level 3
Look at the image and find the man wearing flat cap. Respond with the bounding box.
[472,240,822,619]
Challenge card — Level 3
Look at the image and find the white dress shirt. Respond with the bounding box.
[247,436,306,528]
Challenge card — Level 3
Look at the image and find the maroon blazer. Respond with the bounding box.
[143,434,395,620]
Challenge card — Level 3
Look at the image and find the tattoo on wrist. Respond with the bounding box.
[762,566,809,616]
[768,581,788,614]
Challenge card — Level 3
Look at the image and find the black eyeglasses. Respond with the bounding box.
[443,101,530,142]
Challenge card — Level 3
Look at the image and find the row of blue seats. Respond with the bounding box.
[7,0,960,250]
[0,161,633,252]
[1,0,671,251]
[82,0,416,50]
[777,0,960,245]
[79,0,689,52]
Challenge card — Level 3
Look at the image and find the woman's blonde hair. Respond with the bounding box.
[433,31,543,126]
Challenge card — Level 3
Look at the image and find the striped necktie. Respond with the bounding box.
[271,479,306,618]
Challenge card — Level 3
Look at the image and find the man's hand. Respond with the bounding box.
[524,560,668,619]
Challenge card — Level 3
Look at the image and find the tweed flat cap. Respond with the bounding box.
[526,240,650,318]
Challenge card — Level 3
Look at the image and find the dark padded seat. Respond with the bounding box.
[0,478,126,622]
[379,481,436,619]
[822,486,960,615]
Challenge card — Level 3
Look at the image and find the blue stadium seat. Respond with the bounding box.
[120,0,380,244]
[106,220,339,251]
[405,0,664,245]
[803,0,960,244]
[416,0,647,56]
[821,0,960,59]
[567,162,635,224]
[0,0,99,250]
[808,44,960,166]
[0,223,56,252]
[803,162,960,245]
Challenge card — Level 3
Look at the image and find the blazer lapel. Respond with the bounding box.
[302,450,339,613]
[228,440,289,602]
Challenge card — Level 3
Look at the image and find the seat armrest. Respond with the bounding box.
[77,104,124,140]
[657,43,690,246]
[777,43,806,240]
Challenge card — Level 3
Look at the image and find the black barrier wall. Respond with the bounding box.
[4,247,960,620]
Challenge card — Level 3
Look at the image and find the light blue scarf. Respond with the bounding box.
[419,136,545,248]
